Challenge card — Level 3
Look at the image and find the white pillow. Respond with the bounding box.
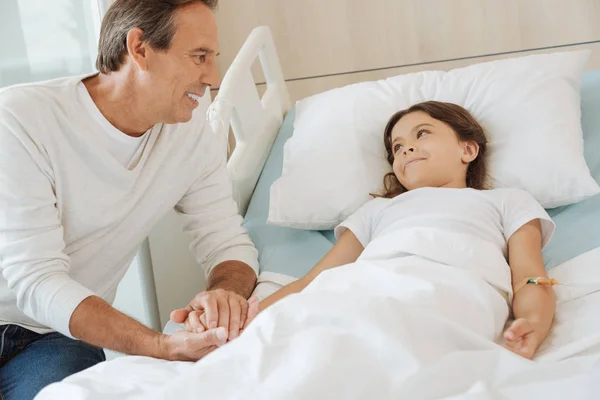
[268,50,600,230]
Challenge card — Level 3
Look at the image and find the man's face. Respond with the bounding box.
[145,2,220,124]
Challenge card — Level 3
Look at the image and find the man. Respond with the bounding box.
[0,1,258,398]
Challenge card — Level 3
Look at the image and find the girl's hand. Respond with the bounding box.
[242,296,261,328]
[503,318,544,360]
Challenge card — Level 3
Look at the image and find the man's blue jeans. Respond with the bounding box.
[0,324,105,400]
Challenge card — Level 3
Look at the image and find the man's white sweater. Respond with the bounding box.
[0,74,258,337]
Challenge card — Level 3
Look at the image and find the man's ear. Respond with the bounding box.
[461,141,480,163]
[126,27,149,70]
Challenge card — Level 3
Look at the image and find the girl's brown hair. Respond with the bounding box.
[379,101,488,198]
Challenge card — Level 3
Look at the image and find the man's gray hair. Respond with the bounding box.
[96,0,218,74]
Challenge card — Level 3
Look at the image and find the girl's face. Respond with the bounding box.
[390,111,479,191]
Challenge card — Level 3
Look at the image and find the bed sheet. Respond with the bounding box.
[244,71,600,281]
[36,245,600,399]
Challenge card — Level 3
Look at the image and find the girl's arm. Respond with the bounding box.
[258,229,365,311]
[505,219,556,359]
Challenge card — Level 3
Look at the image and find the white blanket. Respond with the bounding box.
[37,229,600,400]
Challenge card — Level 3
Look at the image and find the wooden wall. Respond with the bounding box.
[214,0,600,102]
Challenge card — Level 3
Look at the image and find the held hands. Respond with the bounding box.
[503,318,545,360]
[191,295,260,339]
[170,289,260,342]
[161,290,259,361]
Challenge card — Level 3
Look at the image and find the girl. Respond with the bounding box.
[251,100,556,360]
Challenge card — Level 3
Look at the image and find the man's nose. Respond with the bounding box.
[202,63,220,89]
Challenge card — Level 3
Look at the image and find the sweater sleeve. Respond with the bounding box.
[174,124,259,279]
[0,107,95,338]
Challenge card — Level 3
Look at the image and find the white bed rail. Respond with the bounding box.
[208,26,291,216]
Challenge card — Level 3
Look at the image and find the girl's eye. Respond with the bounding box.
[393,144,403,153]
[417,129,429,138]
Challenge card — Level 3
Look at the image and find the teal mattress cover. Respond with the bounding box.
[243,71,600,278]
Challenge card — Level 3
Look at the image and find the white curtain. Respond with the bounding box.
[0,0,102,88]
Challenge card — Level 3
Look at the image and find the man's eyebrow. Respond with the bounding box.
[190,47,220,56]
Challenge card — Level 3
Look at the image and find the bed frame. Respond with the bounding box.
[209,26,291,216]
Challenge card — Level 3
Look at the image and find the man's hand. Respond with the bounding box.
[196,296,261,338]
[170,290,255,341]
[503,318,544,360]
[159,327,228,361]
[67,296,230,362]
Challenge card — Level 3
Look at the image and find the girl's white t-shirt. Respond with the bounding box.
[334,187,555,259]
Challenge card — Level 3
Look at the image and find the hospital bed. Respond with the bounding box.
[36,26,600,399]
[231,26,600,306]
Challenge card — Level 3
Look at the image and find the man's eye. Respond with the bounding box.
[195,55,207,63]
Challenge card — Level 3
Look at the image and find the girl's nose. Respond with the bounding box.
[403,146,415,155]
